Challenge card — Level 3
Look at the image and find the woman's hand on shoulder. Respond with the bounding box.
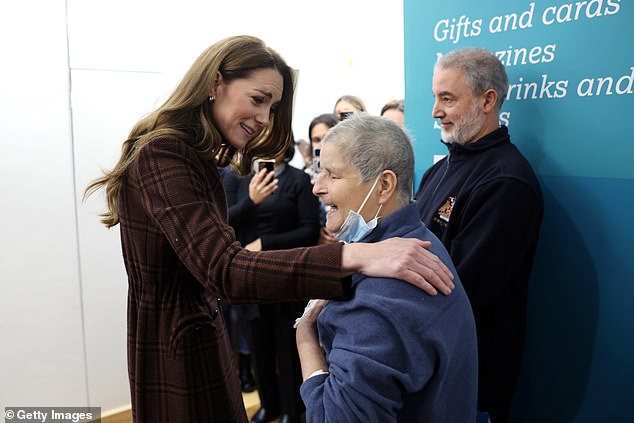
[341,237,455,296]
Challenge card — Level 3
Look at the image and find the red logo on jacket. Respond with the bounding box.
[437,196,455,223]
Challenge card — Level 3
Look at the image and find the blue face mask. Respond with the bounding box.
[332,174,383,244]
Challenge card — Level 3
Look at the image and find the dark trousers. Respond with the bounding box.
[251,302,306,419]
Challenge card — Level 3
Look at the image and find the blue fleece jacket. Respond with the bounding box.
[300,203,478,423]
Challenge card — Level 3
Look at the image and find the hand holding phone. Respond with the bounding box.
[250,160,277,205]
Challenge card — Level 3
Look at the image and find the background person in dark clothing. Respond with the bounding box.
[415,47,544,423]
[224,142,321,423]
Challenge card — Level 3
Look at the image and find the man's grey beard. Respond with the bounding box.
[440,102,486,145]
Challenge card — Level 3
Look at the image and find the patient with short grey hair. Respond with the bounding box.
[295,114,478,422]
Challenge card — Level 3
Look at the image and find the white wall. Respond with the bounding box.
[0,0,403,415]
[0,0,89,411]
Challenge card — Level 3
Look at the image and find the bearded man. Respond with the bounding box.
[415,47,544,423]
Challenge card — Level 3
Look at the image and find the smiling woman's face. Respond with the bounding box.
[211,68,283,151]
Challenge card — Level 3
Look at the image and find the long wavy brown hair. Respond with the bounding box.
[84,35,295,228]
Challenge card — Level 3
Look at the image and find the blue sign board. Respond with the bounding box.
[404,1,634,421]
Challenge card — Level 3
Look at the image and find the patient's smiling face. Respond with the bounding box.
[312,142,377,234]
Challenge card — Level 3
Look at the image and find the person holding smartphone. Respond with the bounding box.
[333,94,366,121]
[224,142,319,423]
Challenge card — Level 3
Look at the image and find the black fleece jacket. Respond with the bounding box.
[415,125,543,410]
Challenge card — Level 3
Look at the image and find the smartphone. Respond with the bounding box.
[339,111,353,120]
[256,159,275,173]
[311,148,321,177]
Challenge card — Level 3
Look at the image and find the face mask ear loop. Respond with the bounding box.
[356,174,382,214]
[374,203,384,220]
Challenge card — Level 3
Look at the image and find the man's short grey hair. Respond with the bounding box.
[322,113,414,205]
[436,47,509,110]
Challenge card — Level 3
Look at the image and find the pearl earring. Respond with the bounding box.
[209,95,215,102]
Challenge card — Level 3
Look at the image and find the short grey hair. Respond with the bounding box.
[322,113,414,205]
[436,47,509,110]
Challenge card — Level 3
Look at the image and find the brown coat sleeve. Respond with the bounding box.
[131,136,349,303]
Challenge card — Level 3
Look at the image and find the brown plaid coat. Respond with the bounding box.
[118,137,349,422]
